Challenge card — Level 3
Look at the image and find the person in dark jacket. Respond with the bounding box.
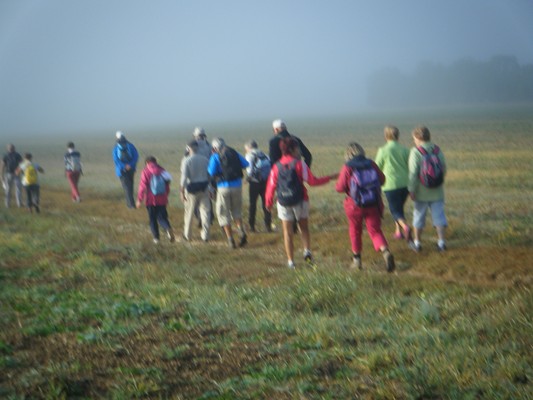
[2,143,23,208]
[269,119,312,167]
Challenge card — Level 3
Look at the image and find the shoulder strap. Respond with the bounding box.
[417,146,428,155]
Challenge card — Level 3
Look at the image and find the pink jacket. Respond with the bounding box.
[265,155,331,209]
[137,162,170,206]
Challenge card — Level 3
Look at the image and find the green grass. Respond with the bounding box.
[1,106,532,398]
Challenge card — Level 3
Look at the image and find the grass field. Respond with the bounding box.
[1,106,532,399]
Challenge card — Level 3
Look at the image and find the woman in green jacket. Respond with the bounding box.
[375,125,412,242]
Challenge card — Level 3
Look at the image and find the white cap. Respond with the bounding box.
[211,137,225,151]
[272,119,286,130]
[193,127,206,138]
[116,130,124,139]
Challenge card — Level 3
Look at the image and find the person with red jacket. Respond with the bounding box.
[335,142,395,272]
[265,137,337,269]
[136,156,175,244]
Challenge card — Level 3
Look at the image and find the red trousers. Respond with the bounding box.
[343,198,388,254]
[66,170,81,200]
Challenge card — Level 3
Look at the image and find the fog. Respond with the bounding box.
[1,0,532,137]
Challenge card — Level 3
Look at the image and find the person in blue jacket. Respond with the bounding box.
[207,137,249,249]
[113,131,139,209]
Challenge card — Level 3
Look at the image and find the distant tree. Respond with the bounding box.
[366,55,533,108]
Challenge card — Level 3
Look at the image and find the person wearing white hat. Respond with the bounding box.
[191,126,212,160]
[268,119,312,167]
[112,131,139,209]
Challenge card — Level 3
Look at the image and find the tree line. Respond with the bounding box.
[366,55,533,108]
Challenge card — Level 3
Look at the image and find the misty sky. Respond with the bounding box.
[1,0,532,136]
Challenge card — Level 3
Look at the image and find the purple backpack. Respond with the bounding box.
[417,145,444,188]
[349,161,380,207]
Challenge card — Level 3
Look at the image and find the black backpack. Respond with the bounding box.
[219,147,243,181]
[276,160,304,206]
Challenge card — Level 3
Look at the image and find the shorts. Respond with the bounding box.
[276,200,309,222]
[216,186,243,227]
[412,200,447,229]
[384,187,409,221]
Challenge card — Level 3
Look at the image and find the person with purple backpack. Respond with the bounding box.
[335,142,395,272]
[408,125,447,252]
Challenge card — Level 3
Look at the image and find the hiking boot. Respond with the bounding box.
[228,237,236,249]
[239,233,248,247]
[383,250,395,273]
[303,250,315,267]
[352,255,362,270]
[167,229,176,243]
[409,240,421,253]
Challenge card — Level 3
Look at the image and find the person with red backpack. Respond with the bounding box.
[136,156,175,244]
[265,137,337,269]
[408,125,447,252]
[335,142,395,272]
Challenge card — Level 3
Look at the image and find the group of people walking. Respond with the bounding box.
[111,119,447,271]
[3,119,448,271]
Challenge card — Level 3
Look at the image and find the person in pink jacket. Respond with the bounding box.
[136,156,175,244]
[265,137,337,268]
[335,142,395,272]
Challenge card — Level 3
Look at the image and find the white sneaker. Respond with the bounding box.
[287,260,296,269]
[153,238,160,244]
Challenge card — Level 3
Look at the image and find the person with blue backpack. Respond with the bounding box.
[113,131,139,209]
[136,156,175,244]
[408,125,447,252]
[335,142,395,272]
[244,140,272,233]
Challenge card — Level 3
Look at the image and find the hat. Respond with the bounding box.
[187,140,199,149]
[272,119,286,130]
[211,137,225,151]
[116,130,124,140]
[193,127,206,138]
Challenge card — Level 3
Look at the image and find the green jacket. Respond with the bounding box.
[408,142,446,202]
[375,141,409,191]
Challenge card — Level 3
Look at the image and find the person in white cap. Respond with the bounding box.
[192,127,212,159]
[269,119,312,167]
[113,131,139,209]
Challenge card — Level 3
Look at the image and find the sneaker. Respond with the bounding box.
[167,229,176,243]
[287,260,296,269]
[303,250,315,266]
[239,233,248,247]
[437,242,447,252]
[352,255,362,270]
[382,250,396,273]
[228,237,236,249]
[153,238,160,244]
[409,241,421,253]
